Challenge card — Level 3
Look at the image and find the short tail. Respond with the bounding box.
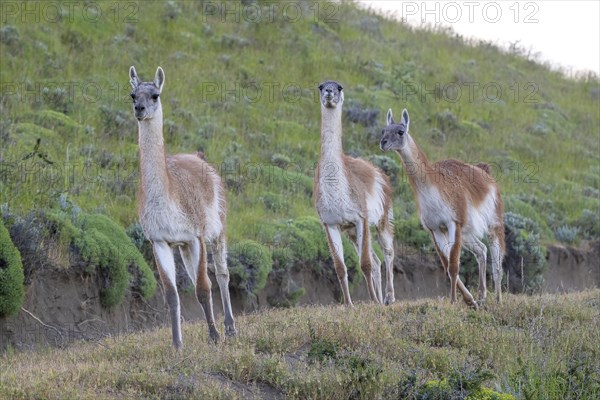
[476,162,491,174]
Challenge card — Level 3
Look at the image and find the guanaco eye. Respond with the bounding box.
[397,129,404,136]
[337,85,343,91]
[151,94,159,100]
[318,84,324,90]
[130,93,136,100]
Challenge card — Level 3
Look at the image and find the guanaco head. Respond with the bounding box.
[318,80,344,109]
[129,66,164,121]
[380,108,410,152]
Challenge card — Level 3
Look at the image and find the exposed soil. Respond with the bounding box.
[1,241,598,350]
[543,240,600,292]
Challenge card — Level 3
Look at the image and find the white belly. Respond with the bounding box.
[418,186,455,231]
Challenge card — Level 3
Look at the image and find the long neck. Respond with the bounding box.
[396,134,432,193]
[138,107,170,197]
[319,105,344,166]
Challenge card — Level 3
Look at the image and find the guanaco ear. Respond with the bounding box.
[154,66,165,92]
[129,66,141,89]
[401,108,410,132]
[386,109,394,126]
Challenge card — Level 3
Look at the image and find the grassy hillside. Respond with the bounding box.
[1,0,598,246]
[1,290,599,399]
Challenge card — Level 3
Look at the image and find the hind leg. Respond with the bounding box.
[489,228,505,303]
[349,226,383,303]
[356,218,381,304]
[213,233,237,336]
[431,227,477,309]
[180,238,219,342]
[377,223,395,305]
[463,234,488,302]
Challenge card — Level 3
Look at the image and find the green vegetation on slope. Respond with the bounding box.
[1,291,598,399]
[1,0,598,242]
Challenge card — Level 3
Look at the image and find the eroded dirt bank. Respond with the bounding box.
[2,241,598,350]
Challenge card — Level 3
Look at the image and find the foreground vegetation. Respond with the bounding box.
[1,290,599,399]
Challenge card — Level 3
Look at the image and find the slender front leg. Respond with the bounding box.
[448,224,477,308]
[431,227,477,308]
[447,223,461,304]
[324,224,353,306]
[196,237,219,342]
[153,241,182,349]
[213,232,237,336]
[356,218,381,304]
[431,229,450,274]
[378,223,395,305]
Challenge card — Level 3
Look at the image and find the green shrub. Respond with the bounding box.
[555,224,580,244]
[24,110,83,135]
[273,216,359,282]
[394,213,431,250]
[261,192,286,213]
[228,240,272,295]
[503,212,547,293]
[467,387,517,400]
[269,166,313,198]
[267,286,306,308]
[575,209,600,239]
[75,213,156,307]
[277,217,330,267]
[0,219,25,317]
[420,379,453,400]
[504,196,554,239]
[415,371,515,400]
[366,154,401,185]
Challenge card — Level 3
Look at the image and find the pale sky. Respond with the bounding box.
[358,1,600,76]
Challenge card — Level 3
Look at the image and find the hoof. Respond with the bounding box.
[384,294,395,305]
[225,325,237,337]
[469,301,479,311]
[208,328,220,344]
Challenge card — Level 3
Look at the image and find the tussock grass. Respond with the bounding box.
[2,290,598,399]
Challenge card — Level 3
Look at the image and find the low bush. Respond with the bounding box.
[3,208,156,309]
[228,239,272,295]
[0,219,24,317]
[75,213,156,307]
[503,212,547,293]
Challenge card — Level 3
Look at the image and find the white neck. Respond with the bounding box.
[319,104,344,165]
[396,133,431,191]
[138,106,170,196]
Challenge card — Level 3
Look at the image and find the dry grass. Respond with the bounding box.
[1,290,599,399]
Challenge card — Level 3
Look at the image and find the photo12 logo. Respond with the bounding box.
[399,1,540,24]
[0,1,139,23]
[200,1,339,23]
